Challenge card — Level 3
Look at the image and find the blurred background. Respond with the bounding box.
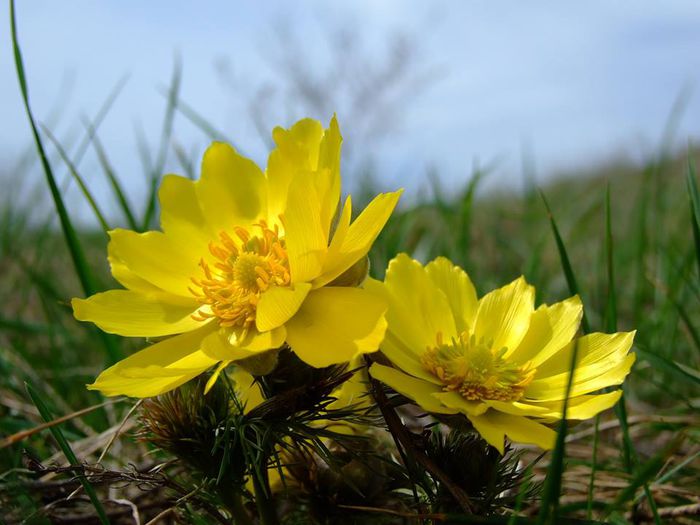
[2,1,700,224]
[3,4,700,521]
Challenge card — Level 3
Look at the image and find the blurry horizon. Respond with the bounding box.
[2,1,700,224]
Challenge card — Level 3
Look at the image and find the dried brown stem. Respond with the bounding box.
[366,361,473,514]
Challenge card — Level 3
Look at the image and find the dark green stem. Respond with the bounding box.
[218,487,254,525]
[252,466,279,525]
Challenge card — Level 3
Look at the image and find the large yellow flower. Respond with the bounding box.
[367,254,635,453]
[73,117,401,398]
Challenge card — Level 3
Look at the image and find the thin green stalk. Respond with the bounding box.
[10,0,121,365]
[536,339,579,525]
[142,56,182,230]
[11,0,97,297]
[162,88,229,141]
[10,0,120,364]
[252,463,278,525]
[25,383,110,525]
[539,192,590,332]
[686,155,700,283]
[59,73,129,195]
[85,121,139,231]
[217,487,254,525]
[605,188,660,524]
[585,415,600,520]
[41,124,110,233]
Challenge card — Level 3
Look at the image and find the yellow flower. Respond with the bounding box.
[367,254,635,453]
[73,117,401,398]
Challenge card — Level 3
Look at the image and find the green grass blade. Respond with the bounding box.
[25,382,110,525]
[603,434,683,519]
[539,191,591,332]
[603,185,617,333]
[41,124,110,233]
[686,155,700,284]
[11,0,121,364]
[163,89,229,141]
[586,415,600,520]
[59,73,129,195]
[536,193,586,524]
[85,121,139,230]
[10,0,97,297]
[635,346,700,387]
[142,56,182,230]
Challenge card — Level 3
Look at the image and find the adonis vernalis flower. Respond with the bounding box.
[367,254,635,453]
[73,117,401,398]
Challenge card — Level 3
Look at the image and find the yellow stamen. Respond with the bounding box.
[190,221,290,330]
[421,332,535,402]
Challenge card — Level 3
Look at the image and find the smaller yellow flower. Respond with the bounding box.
[367,254,635,453]
[72,117,401,398]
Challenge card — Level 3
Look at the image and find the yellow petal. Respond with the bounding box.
[425,257,478,334]
[379,331,442,385]
[380,254,458,349]
[159,174,216,251]
[255,283,312,332]
[108,241,166,296]
[229,366,265,413]
[108,229,199,298]
[204,360,231,394]
[284,175,327,283]
[369,363,457,415]
[87,327,216,397]
[201,327,286,361]
[521,390,623,420]
[467,412,506,454]
[316,115,343,236]
[266,118,324,225]
[328,354,371,410]
[473,276,534,353]
[315,190,402,288]
[432,392,488,416]
[285,287,387,367]
[535,331,635,378]
[196,142,266,232]
[468,411,557,453]
[508,296,582,364]
[72,290,200,337]
[526,354,636,401]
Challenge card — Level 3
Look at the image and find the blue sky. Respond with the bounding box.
[2,1,700,223]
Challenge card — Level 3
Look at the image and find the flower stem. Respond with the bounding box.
[366,356,473,514]
[218,487,253,525]
[252,467,278,525]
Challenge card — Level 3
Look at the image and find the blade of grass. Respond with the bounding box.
[161,88,229,141]
[686,154,700,284]
[536,191,583,524]
[0,398,121,449]
[603,434,683,519]
[11,0,97,297]
[59,72,130,195]
[539,191,590,331]
[142,55,182,230]
[607,188,661,524]
[84,119,140,230]
[25,382,110,525]
[41,124,110,233]
[10,0,120,364]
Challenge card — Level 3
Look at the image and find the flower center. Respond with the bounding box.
[190,221,290,330]
[421,332,535,402]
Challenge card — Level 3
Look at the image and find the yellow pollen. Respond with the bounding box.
[421,332,535,402]
[189,221,290,331]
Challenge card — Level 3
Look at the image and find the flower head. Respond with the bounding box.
[367,254,635,453]
[73,117,401,398]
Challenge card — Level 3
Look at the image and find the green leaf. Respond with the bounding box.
[25,382,110,525]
